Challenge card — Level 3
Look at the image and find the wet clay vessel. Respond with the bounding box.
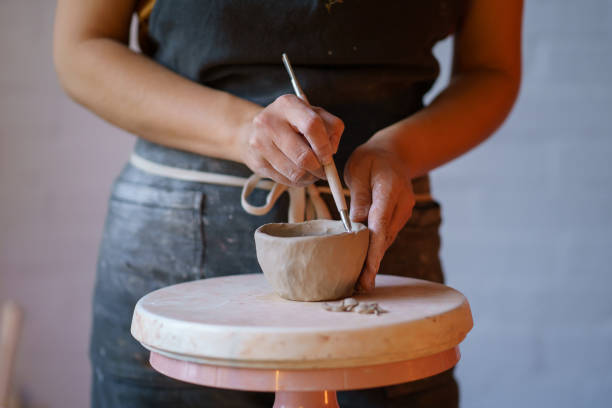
[254,220,369,301]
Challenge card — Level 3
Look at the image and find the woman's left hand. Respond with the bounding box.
[344,141,415,292]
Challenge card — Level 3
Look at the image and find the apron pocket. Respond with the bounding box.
[102,180,205,289]
[91,180,204,379]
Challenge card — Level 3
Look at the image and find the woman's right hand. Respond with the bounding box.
[240,94,345,187]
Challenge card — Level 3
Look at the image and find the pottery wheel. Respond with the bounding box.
[131,274,473,369]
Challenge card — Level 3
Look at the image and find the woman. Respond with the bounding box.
[54,0,522,406]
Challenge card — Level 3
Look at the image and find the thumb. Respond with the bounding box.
[344,166,372,223]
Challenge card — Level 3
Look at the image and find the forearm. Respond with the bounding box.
[54,38,261,162]
[369,68,520,179]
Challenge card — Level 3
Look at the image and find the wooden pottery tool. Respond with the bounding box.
[281,53,352,232]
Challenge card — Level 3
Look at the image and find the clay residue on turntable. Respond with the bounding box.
[323,298,387,316]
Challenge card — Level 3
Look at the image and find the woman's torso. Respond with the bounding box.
[136,0,467,172]
[91,0,465,391]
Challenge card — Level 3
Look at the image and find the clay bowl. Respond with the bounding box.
[254,219,369,302]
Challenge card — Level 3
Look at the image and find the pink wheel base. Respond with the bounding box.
[273,391,339,408]
[150,348,459,392]
[149,348,460,407]
[134,275,473,408]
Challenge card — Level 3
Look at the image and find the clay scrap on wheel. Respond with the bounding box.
[323,297,387,315]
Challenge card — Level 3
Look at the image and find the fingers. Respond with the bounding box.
[260,142,317,187]
[246,126,317,186]
[246,95,344,185]
[270,119,326,180]
[277,95,335,164]
[358,188,415,292]
[358,178,399,291]
[344,157,373,222]
[348,180,372,222]
[265,145,318,187]
[251,107,319,185]
[387,191,415,247]
[312,106,344,154]
[244,154,294,186]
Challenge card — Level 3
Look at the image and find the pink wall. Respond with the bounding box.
[0,2,133,406]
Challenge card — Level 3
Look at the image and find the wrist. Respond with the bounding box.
[232,104,263,164]
[360,130,413,181]
[365,127,403,153]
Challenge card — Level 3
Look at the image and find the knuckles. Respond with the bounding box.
[294,148,318,171]
[331,117,345,136]
[276,93,298,106]
[252,110,269,128]
[247,133,263,150]
[343,157,364,185]
[287,168,306,184]
[302,113,324,137]
[389,173,413,196]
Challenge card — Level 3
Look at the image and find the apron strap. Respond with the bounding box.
[240,174,333,222]
[129,152,433,222]
[240,174,288,216]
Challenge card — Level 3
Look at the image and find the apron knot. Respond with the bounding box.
[240,174,332,222]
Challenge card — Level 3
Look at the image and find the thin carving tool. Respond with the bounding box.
[281,53,352,232]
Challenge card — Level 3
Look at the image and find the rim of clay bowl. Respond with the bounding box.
[255,219,367,241]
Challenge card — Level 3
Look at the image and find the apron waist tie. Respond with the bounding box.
[129,153,432,223]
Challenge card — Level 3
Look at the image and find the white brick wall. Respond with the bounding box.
[429,1,612,406]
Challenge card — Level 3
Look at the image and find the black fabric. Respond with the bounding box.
[141,0,467,173]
